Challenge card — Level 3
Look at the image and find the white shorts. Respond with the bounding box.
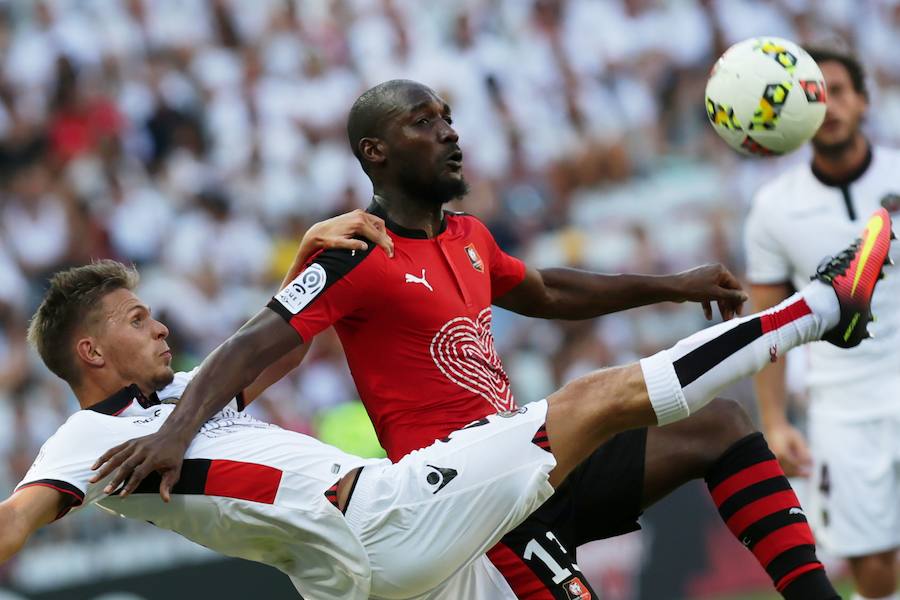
[343,400,556,600]
[807,409,900,557]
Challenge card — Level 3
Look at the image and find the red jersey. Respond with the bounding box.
[268,205,526,459]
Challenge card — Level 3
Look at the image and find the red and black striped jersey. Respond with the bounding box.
[268,206,527,460]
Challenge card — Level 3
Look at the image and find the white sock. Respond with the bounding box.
[641,283,838,425]
[851,593,899,600]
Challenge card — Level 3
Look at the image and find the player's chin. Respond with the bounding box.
[153,366,176,390]
[440,172,469,195]
[812,127,851,152]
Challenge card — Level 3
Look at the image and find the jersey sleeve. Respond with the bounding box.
[744,193,792,285]
[14,418,106,520]
[266,244,384,343]
[475,221,526,299]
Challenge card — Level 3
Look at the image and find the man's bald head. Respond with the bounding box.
[346,79,436,171]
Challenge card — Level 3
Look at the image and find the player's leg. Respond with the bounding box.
[807,408,899,600]
[848,551,898,600]
[547,296,839,599]
[486,429,647,599]
[547,211,891,599]
[367,290,837,598]
[637,400,838,600]
[345,402,559,598]
[540,212,893,600]
[542,277,840,486]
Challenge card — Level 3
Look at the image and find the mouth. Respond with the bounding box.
[160,349,172,361]
[820,118,841,132]
[445,150,464,172]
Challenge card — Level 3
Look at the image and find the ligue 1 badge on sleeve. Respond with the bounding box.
[464,243,484,272]
[276,264,327,314]
[881,193,900,215]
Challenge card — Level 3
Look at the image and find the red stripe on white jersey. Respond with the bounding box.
[204,459,283,504]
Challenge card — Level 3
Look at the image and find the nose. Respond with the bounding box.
[439,120,458,144]
[153,318,169,340]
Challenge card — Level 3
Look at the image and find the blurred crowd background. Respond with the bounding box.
[0,0,898,598]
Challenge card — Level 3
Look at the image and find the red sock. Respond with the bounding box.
[705,433,839,600]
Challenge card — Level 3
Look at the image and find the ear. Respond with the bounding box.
[75,336,105,369]
[359,137,387,166]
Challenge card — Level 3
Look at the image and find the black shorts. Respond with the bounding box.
[488,427,648,598]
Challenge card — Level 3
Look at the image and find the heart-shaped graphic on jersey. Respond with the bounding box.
[429,307,515,411]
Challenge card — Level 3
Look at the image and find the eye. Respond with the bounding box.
[444,116,453,125]
[131,316,143,327]
[416,117,430,126]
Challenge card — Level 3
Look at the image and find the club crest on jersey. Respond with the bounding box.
[464,243,484,272]
[564,576,592,600]
[881,193,900,214]
[275,263,327,314]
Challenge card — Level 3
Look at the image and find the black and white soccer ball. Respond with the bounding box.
[705,37,827,157]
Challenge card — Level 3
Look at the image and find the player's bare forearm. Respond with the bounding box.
[750,282,794,428]
[161,309,302,442]
[0,523,26,563]
[754,358,790,429]
[0,488,61,562]
[242,343,310,407]
[495,264,747,320]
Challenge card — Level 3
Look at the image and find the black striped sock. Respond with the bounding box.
[706,433,839,600]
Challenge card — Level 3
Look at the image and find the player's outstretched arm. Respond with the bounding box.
[494,263,747,321]
[0,487,62,563]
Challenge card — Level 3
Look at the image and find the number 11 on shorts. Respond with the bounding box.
[523,531,582,584]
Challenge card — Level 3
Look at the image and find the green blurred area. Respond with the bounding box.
[314,400,386,459]
[709,579,853,600]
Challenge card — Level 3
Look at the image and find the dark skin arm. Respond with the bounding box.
[495,264,747,321]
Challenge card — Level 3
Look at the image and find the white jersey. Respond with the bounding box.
[16,371,557,599]
[16,371,378,599]
[745,145,900,417]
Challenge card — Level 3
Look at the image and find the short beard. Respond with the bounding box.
[151,367,176,391]
[811,134,855,159]
[398,170,470,206]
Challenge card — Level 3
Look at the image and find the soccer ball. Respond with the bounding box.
[705,37,827,157]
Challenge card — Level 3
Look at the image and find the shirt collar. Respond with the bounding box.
[810,144,873,188]
[87,384,161,416]
[367,199,448,239]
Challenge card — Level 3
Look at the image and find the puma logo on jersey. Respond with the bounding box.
[789,507,806,517]
[425,464,457,493]
[405,269,433,292]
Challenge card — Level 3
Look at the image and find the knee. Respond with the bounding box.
[693,397,757,458]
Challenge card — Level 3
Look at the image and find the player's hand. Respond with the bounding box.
[672,263,748,321]
[288,210,394,279]
[89,432,189,502]
[765,423,812,478]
